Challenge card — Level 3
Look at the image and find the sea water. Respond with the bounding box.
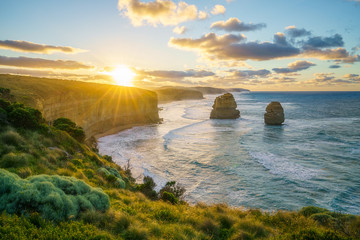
[98,92,360,214]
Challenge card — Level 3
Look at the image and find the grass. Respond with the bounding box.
[0,93,359,239]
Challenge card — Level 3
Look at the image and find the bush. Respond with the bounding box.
[311,213,334,226]
[0,130,25,147]
[0,169,110,221]
[0,107,7,125]
[123,226,148,240]
[136,176,158,200]
[8,107,42,129]
[154,208,179,222]
[160,191,178,205]
[0,152,31,168]
[53,117,85,142]
[159,181,185,200]
[299,206,328,217]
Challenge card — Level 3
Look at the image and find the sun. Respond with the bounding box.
[109,65,135,87]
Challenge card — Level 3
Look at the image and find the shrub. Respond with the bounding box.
[160,191,178,205]
[114,178,126,189]
[103,155,113,162]
[136,176,158,200]
[159,181,185,200]
[123,226,148,240]
[299,206,328,217]
[0,107,7,125]
[154,208,179,222]
[5,101,43,130]
[0,130,24,147]
[113,215,131,234]
[53,117,85,142]
[237,219,269,238]
[0,152,30,168]
[311,213,334,226]
[0,169,110,221]
[200,218,219,236]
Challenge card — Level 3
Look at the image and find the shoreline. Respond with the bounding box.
[94,123,148,140]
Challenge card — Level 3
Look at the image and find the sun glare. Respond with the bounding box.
[109,65,135,87]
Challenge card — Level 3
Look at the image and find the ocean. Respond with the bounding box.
[98,92,360,215]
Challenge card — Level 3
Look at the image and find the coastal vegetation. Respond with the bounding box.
[0,88,359,239]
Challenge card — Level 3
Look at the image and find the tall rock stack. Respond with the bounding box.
[210,93,240,119]
[264,101,285,125]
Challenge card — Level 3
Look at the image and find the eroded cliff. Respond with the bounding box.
[0,74,160,138]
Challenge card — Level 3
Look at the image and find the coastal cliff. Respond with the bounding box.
[0,74,160,138]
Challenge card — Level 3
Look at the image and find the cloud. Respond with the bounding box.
[211,5,226,15]
[329,65,341,69]
[273,32,289,46]
[343,73,360,83]
[173,26,187,34]
[302,34,344,49]
[285,26,311,38]
[169,32,300,61]
[230,69,271,78]
[198,11,209,20]
[0,55,93,69]
[0,67,113,83]
[0,40,85,54]
[135,68,215,80]
[210,18,266,32]
[117,0,199,26]
[302,48,359,63]
[273,60,316,73]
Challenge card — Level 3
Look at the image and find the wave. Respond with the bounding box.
[250,152,320,181]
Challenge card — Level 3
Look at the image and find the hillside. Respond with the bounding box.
[0,74,160,139]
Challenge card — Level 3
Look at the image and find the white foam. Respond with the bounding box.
[250,152,320,181]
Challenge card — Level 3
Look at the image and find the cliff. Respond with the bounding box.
[154,87,204,103]
[0,74,160,139]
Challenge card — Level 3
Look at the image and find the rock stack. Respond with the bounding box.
[264,101,285,125]
[210,93,240,119]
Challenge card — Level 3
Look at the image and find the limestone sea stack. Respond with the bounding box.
[264,101,285,125]
[210,93,240,119]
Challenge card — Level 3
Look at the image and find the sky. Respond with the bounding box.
[0,0,360,91]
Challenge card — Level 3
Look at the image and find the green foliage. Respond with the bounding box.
[0,212,114,240]
[299,206,329,217]
[160,191,179,204]
[136,176,158,200]
[154,208,179,222]
[8,106,43,129]
[53,118,77,128]
[0,169,110,221]
[311,213,334,226]
[0,152,31,168]
[159,181,185,200]
[53,117,85,142]
[98,167,126,189]
[103,155,113,163]
[123,226,148,240]
[0,129,25,147]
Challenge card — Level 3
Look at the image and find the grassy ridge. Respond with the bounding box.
[0,90,359,239]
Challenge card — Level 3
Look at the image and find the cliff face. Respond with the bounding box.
[0,74,160,138]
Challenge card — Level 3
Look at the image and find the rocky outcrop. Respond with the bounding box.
[0,74,160,139]
[210,93,240,119]
[264,101,284,125]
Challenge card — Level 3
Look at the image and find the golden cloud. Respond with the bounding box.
[0,40,85,54]
[118,0,199,26]
[0,55,94,69]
